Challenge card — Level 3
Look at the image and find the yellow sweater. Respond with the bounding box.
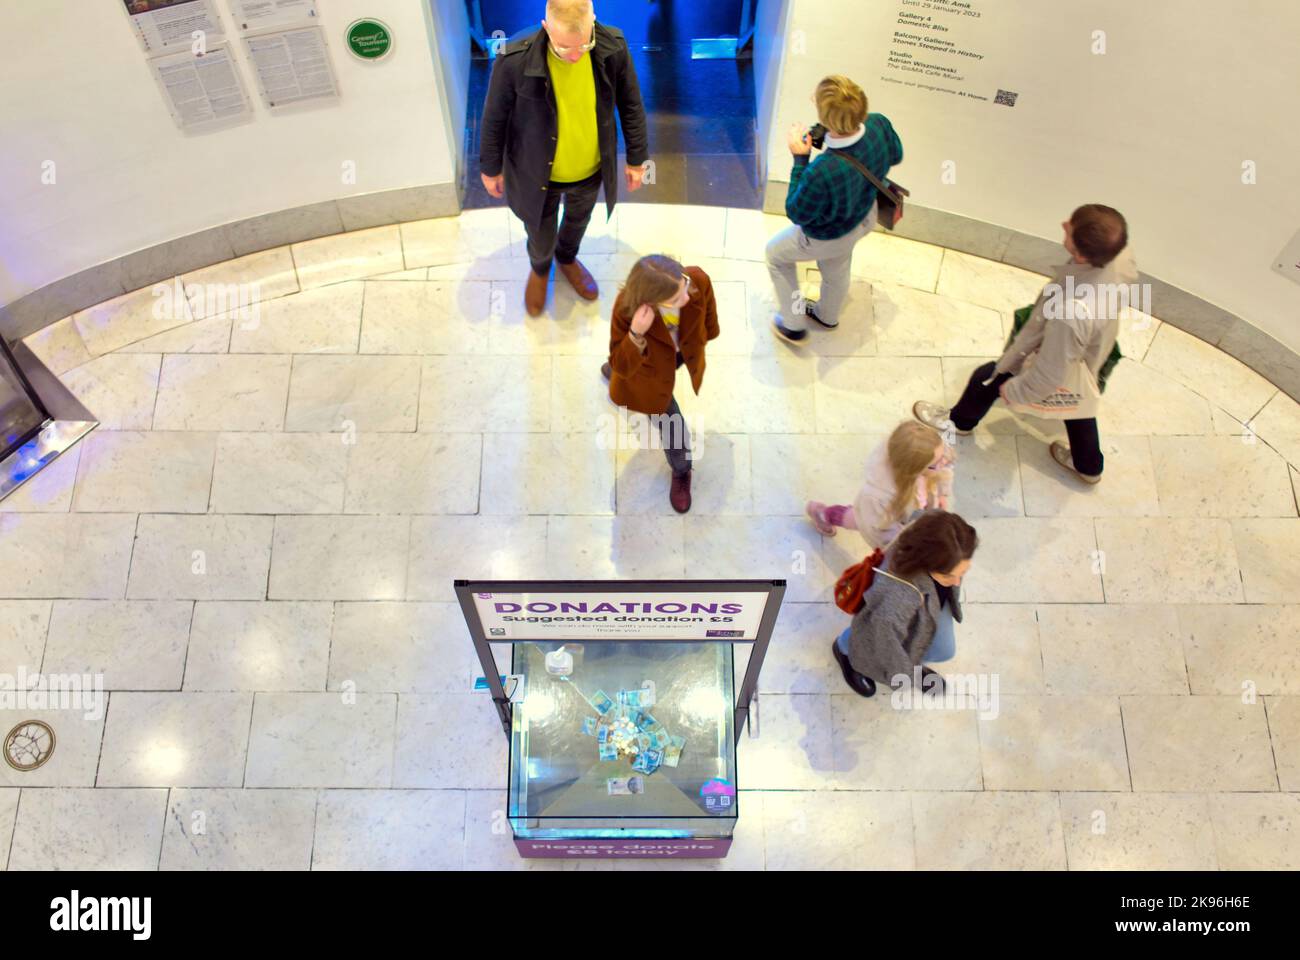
[546,47,601,183]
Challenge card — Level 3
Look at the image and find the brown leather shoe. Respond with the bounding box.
[525,268,549,317]
[557,259,599,300]
[669,470,692,514]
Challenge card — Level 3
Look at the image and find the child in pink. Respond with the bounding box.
[807,420,955,549]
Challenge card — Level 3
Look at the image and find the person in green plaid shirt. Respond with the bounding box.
[768,75,903,343]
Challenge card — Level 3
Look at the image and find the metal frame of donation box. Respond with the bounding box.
[454,579,787,746]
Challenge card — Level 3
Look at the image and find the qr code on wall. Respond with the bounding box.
[995,89,1019,107]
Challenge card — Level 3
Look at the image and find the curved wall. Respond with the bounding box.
[0,0,464,339]
[3,0,1297,400]
[758,0,1300,395]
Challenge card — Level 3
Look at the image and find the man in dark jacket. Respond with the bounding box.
[479,1,650,316]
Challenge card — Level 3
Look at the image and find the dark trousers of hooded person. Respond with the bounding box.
[951,361,1104,476]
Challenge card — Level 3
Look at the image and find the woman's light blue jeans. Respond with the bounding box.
[926,605,957,663]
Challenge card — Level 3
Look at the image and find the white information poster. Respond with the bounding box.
[150,43,253,130]
[471,591,772,642]
[124,0,226,55]
[228,0,319,33]
[881,0,1020,107]
[244,26,339,108]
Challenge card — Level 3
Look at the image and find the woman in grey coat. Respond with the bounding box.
[832,510,979,698]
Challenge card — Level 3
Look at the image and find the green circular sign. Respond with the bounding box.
[346,18,393,61]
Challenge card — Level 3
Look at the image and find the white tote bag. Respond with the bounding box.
[1005,352,1102,420]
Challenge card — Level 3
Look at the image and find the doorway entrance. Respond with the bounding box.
[461,0,760,210]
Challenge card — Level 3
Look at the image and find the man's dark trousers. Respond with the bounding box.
[527,170,603,276]
[951,361,1105,476]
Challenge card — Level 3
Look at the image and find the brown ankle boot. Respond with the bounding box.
[557,259,599,300]
[669,470,692,514]
[525,268,549,316]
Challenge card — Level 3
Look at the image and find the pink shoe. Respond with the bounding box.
[806,500,837,537]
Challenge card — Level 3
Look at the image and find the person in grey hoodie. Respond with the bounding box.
[913,204,1138,483]
[832,510,979,698]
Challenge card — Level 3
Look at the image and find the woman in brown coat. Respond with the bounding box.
[601,255,720,513]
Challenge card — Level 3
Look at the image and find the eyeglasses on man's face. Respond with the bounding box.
[545,22,596,56]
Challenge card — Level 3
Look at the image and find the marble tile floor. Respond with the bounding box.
[6,205,1300,871]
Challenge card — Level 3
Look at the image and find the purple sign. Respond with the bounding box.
[492,601,744,614]
[516,838,732,859]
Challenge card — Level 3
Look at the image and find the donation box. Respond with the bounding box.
[456,579,785,860]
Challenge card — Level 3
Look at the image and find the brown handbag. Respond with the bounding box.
[831,151,910,231]
[834,548,885,614]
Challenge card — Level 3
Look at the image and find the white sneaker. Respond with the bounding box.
[1050,441,1101,485]
[912,401,971,435]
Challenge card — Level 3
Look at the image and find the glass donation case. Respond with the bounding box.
[456,579,785,859]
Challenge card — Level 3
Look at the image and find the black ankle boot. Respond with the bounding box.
[831,641,877,698]
[921,666,945,695]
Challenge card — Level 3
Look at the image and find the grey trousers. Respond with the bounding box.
[766,205,877,332]
[654,395,691,479]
